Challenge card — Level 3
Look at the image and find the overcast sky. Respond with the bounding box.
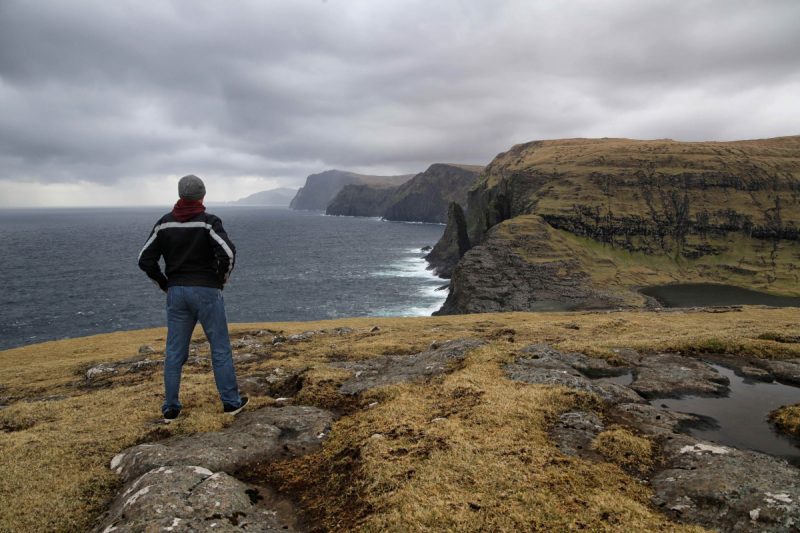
[1,0,798,206]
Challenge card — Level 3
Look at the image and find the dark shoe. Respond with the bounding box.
[223,396,249,415]
[163,409,181,424]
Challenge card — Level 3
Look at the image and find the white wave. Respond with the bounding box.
[371,297,446,318]
[372,257,438,279]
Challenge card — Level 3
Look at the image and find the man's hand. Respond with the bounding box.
[223,279,228,285]
[162,288,168,294]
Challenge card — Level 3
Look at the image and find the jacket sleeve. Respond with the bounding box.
[138,222,168,290]
[207,217,236,281]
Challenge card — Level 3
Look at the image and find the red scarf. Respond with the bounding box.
[172,199,206,222]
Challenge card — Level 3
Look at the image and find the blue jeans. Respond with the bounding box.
[163,286,241,414]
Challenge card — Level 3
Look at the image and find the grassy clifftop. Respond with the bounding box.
[470,136,800,245]
[3,310,800,532]
[434,136,800,315]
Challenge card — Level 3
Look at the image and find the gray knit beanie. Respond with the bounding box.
[178,174,206,201]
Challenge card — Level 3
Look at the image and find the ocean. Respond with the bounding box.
[0,207,447,351]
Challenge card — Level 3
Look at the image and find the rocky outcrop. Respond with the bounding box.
[424,202,470,278]
[434,216,638,314]
[91,466,292,532]
[630,353,730,399]
[289,170,413,211]
[93,406,335,532]
[110,406,334,483]
[383,163,483,224]
[325,183,400,217]
[433,136,800,315]
[651,434,800,532]
[506,344,800,532]
[329,338,486,395]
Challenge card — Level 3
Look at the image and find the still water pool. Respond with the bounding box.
[639,283,800,308]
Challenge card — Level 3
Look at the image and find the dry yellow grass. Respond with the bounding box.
[770,404,800,439]
[593,428,656,473]
[1,308,798,532]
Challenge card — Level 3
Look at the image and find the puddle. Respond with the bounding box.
[653,365,800,465]
[639,283,800,308]
[592,371,634,386]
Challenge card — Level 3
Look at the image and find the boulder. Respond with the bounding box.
[91,466,294,533]
[138,345,156,355]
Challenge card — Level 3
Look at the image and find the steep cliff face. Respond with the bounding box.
[383,164,484,223]
[435,136,800,315]
[325,184,399,217]
[424,202,470,278]
[289,170,413,211]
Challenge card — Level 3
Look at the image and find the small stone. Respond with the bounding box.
[255,330,270,337]
[368,402,379,407]
[138,345,155,355]
[371,434,383,439]
[431,418,447,423]
[26,395,70,403]
[86,364,117,380]
[275,397,291,402]
[370,326,381,333]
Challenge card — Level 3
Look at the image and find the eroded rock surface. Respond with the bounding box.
[330,338,487,395]
[630,353,730,399]
[614,403,705,436]
[758,359,800,386]
[519,344,627,377]
[505,346,642,405]
[652,434,800,532]
[92,466,295,533]
[549,411,605,462]
[111,406,334,483]
[506,344,800,532]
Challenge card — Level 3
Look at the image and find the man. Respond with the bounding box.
[138,174,248,423]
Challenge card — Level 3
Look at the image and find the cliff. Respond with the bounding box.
[383,163,484,223]
[435,136,800,314]
[325,183,399,217]
[424,201,470,278]
[289,170,413,211]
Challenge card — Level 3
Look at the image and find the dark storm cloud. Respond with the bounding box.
[0,0,798,188]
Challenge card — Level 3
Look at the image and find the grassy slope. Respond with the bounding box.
[491,215,800,306]
[3,310,800,532]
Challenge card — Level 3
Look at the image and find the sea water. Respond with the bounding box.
[0,207,446,351]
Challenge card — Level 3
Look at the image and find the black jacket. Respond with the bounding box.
[138,211,236,290]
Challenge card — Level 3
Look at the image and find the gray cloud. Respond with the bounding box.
[0,0,798,200]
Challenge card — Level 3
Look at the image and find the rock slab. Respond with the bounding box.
[330,338,487,395]
[111,406,334,483]
[92,466,294,533]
